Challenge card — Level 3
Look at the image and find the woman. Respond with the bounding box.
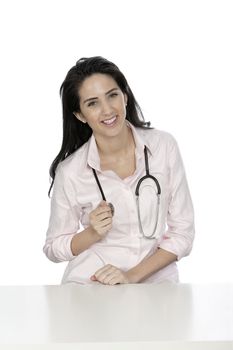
[43,56,195,285]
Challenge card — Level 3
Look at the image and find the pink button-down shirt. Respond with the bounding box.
[43,123,195,284]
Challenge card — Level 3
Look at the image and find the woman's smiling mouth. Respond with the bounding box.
[101,116,117,126]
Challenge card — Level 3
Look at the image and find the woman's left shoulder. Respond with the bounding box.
[137,126,177,150]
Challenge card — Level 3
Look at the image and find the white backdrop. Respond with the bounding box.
[0,0,232,285]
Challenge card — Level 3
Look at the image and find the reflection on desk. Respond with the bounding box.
[0,283,232,349]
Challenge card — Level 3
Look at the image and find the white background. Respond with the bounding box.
[0,0,232,285]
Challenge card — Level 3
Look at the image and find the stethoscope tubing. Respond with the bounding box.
[135,146,161,239]
[91,146,161,239]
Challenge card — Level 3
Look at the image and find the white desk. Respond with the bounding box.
[0,283,232,349]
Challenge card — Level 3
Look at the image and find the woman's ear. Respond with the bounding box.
[124,94,128,107]
[73,112,87,123]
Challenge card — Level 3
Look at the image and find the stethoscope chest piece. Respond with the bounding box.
[108,202,115,216]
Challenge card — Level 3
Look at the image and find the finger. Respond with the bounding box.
[99,268,118,284]
[108,270,130,285]
[94,206,112,217]
[99,200,108,207]
[108,276,121,285]
[97,224,112,236]
[94,264,113,276]
[98,200,110,211]
[101,221,112,230]
[94,264,114,280]
[93,218,112,230]
[90,214,112,230]
[90,275,97,281]
[102,269,119,284]
[97,200,114,213]
[95,212,112,222]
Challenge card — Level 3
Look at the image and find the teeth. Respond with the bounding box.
[102,116,116,125]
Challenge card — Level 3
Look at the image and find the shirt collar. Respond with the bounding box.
[127,121,152,159]
[87,134,101,170]
[87,121,152,170]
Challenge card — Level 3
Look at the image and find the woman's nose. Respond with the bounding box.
[101,100,113,116]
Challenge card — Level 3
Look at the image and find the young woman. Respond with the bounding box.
[43,56,195,285]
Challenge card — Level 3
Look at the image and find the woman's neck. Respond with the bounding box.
[95,123,135,160]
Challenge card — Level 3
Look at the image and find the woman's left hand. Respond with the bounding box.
[90,264,131,285]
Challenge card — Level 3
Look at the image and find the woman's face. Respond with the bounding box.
[74,73,128,139]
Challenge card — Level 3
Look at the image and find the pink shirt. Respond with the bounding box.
[43,123,195,284]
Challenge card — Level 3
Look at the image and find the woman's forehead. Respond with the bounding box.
[78,73,119,97]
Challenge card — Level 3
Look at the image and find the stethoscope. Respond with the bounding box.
[92,146,161,239]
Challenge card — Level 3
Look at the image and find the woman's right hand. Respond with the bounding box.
[89,201,113,238]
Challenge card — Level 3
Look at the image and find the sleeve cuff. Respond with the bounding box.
[159,237,193,261]
[51,233,76,262]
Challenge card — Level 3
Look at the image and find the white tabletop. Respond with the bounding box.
[0,283,232,349]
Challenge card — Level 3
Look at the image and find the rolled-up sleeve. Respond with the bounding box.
[43,164,80,263]
[159,137,195,260]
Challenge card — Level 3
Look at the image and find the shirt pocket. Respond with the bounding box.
[80,202,93,228]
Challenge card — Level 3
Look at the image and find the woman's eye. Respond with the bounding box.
[87,101,97,107]
[109,93,118,98]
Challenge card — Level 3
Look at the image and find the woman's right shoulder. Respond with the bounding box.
[56,141,90,177]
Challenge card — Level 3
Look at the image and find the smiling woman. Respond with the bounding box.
[43,56,195,285]
[73,74,128,141]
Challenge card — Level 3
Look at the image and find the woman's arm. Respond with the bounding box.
[70,226,101,256]
[126,248,177,283]
[44,163,112,262]
[158,136,195,261]
[91,248,177,285]
[71,201,112,256]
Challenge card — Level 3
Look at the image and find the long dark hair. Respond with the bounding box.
[48,56,151,196]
